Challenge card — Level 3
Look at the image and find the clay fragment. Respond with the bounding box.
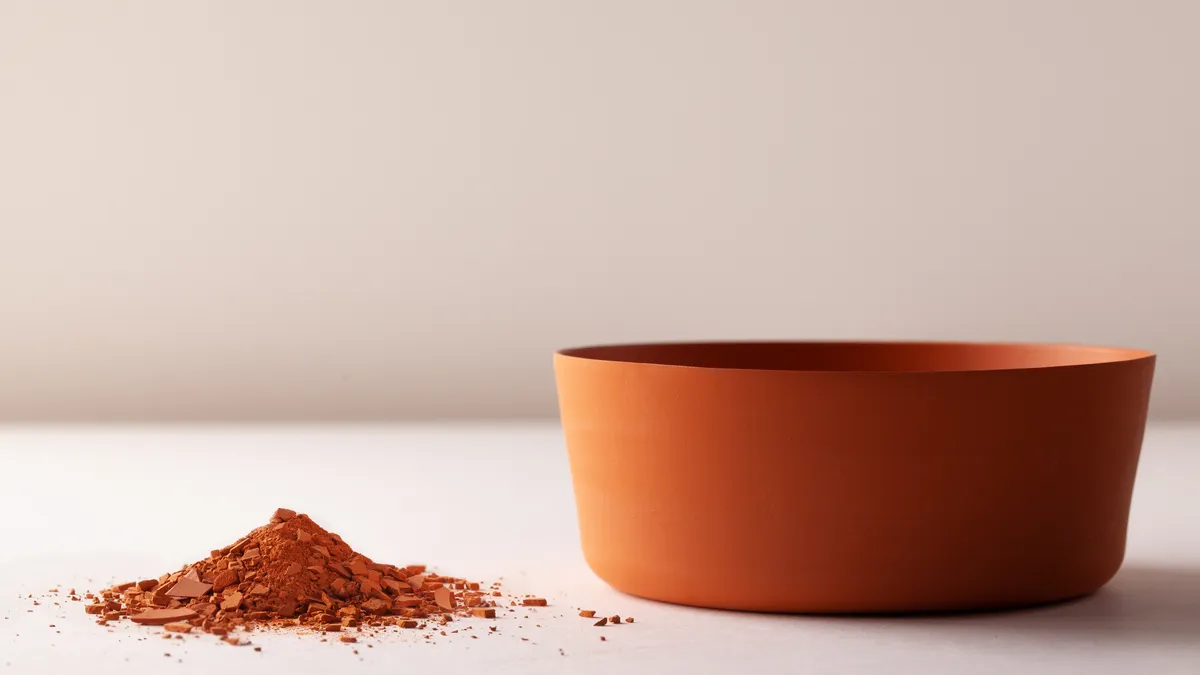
[166,578,212,599]
[361,598,389,614]
[212,570,238,592]
[192,603,217,617]
[347,558,369,577]
[522,598,547,607]
[434,587,455,610]
[130,609,199,626]
[220,592,243,611]
[579,610,596,618]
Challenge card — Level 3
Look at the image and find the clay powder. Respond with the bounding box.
[82,508,548,645]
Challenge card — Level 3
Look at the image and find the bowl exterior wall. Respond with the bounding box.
[555,352,1155,612]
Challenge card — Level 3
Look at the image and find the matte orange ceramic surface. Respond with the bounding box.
[554,342,1156,613]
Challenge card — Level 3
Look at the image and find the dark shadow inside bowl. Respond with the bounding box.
[558,341,1154,374]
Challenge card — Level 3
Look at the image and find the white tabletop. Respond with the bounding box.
[1,423,1197,674]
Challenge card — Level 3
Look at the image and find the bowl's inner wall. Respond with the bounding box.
[558,342,1153,373]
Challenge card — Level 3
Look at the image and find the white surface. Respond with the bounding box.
[1,423,1198,674]
[3,0,1200,422]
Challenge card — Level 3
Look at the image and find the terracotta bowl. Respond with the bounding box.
[554,341,1156,613]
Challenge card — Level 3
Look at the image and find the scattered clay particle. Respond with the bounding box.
[339,635,356,643]
[600,636,607,641]
[626,617,634,623]
[593,617,608,627]
[522,598,547,607]
[609,615,621,624]
[579,610,595,618]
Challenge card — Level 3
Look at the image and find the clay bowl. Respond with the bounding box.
[554,341,1156,613]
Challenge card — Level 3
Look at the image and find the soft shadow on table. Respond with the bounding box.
[853,564,1200,649]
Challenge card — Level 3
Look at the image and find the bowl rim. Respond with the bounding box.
[554,340,1156,375]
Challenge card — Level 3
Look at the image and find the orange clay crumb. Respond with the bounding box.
[579,610,595,618]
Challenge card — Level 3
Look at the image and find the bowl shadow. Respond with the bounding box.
[846,564,1200,649]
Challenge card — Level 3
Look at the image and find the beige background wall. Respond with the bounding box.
[1,1,1197,421]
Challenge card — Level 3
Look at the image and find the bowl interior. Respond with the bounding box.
[557,341,1153,373]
